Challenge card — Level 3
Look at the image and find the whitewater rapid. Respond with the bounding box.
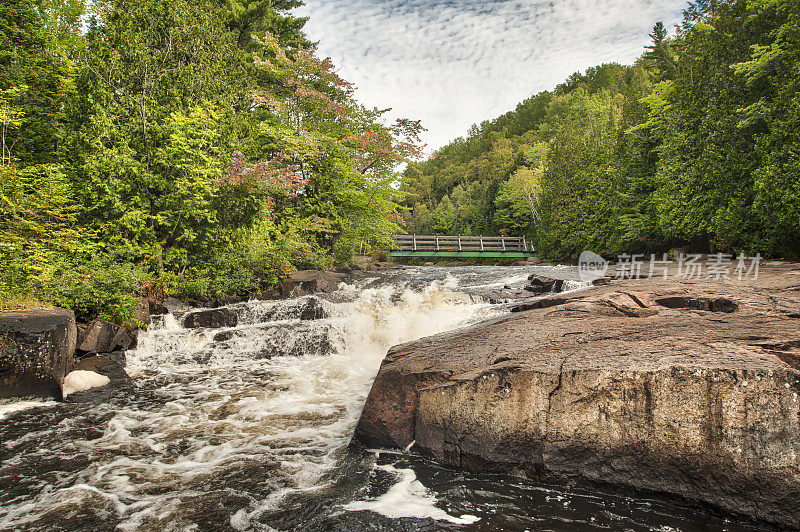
[0,267,536,530]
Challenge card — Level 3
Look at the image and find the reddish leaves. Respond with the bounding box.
[221,151,307,194]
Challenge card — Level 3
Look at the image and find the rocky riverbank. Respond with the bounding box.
[0,268,363,400]
[355,261,800,527]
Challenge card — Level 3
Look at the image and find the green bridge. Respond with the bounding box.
[389,235,536,258]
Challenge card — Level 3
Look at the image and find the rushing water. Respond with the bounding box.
[0,266,774,531]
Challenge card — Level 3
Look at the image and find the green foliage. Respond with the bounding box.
[0,0,68,165]
[38,254,149,323]
[1,0,424,322]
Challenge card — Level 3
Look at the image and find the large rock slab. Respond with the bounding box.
[0,308,77,398]
[355,264,800,526]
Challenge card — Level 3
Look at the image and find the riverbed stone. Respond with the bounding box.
[525,275,559,293]
[299,298,327,320]
[148,299,169,316]
[77,319,137,355]
[355,263,800,527]
[0,308,77,399]
[183,307,238,329]
[279,270,348,297]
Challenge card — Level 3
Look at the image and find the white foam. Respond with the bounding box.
[62,370,111,398]
[343,464,479,524]
[0,400,57,421]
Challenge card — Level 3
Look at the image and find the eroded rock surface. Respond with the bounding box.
[0,308,77,398]
[77,319,137,355]
[355,262,800,526]
[183,307,238,329]
[280,270,348,297]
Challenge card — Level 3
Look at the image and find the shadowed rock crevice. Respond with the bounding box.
[752,340,800,371]
[655,296,738,313]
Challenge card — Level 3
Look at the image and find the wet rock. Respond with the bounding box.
[524,276,565,294]
[245,297,332,323]
[0,308,77,399]
[479,287,546,304]
[65,353,132,403]
[183,308,238,329]
[209,322,341,359]
[163,297,190,315]
[280,270,348,297]
[523,285,547,294]
[255,289,282,301]
[77,319,137,355]
[299,298,327,320]
[355,267,800,527]
[213,330,234,342]
[74,353,129,384]
[148,300,169,316]
[527,274,556,287]
[253,324,340,358]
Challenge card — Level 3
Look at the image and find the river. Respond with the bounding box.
[0,266,772,531]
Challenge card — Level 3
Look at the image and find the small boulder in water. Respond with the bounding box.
[524,276,564,294]
[213,330,234,342]
[299,298,327,321]
[183,308,238,329]
[65,353,132,402]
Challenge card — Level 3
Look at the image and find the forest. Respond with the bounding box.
[400,0,799,262]
[1,0,423,322]
[2,0,798,324]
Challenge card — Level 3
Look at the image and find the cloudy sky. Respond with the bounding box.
[297,0,687,150]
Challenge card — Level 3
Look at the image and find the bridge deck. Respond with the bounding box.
[389,235,535,257]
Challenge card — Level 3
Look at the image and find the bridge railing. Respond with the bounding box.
[391,234,531,252]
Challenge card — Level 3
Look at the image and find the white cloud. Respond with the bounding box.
[296,0,685,150]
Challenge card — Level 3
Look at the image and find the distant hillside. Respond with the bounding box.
[400,0,800,260]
